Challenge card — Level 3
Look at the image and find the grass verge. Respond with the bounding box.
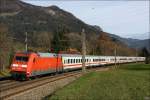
[0,69,10,77]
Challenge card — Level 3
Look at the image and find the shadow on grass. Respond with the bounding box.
[119,64,150,71]
[122,67,150,71]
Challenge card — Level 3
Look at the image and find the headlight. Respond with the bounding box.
[22,65,27,68]
[12,64,18,67]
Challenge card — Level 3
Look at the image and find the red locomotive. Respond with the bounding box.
[11,52,63,80]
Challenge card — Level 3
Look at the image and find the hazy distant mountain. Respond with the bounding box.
[110,34,150,51]
[126,32,149,40]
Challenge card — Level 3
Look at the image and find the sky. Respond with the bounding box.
[22,0,149,39]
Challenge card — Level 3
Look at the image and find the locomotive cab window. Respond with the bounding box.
[15,56,28,62]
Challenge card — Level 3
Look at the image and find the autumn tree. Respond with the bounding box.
[0,23,13,70]
[96,32,115,55]
[32,32,52,51]
[66,32,81,52]
[95,32,136,56]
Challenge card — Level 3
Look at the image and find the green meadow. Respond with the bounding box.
[46,63,150,100]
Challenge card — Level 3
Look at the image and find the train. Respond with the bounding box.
[10,52,145,80]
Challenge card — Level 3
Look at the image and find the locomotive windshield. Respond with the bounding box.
[15,56,29,62]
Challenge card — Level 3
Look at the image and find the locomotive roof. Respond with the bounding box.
[30,52,145,58]
[38,52,57,57]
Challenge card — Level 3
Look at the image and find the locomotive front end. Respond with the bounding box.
[10,53,30,80]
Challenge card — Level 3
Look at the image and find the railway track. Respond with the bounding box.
[0,67,109,100]
[0,71,81,99]
[0,81,21,91]
[0,80,12,84]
